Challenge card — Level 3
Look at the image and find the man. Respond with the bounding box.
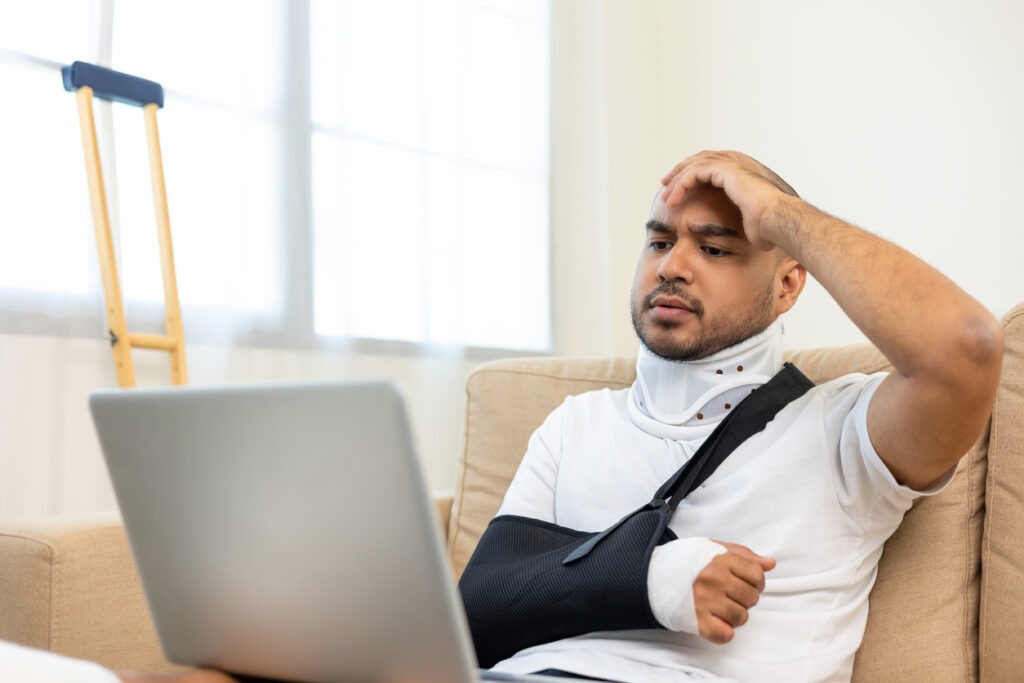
[480,151,1003,681]
[0,639,236,683]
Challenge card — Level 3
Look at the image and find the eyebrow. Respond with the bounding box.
[645,219,741,238]
[645,219,673,234]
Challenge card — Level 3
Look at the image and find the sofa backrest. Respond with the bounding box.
[447,323,1021,682]
[786,346,983,682]
[448,356,637,576]
[979,301,1024,682]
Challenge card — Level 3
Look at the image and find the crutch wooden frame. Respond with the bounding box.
[61,61,187,387]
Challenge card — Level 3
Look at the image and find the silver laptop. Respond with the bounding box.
[90,380,563,683]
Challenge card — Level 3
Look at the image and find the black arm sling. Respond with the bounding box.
[458,362,814,668]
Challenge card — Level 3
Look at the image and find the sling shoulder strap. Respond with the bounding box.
[658,361,815,506]
[563,362,814,565]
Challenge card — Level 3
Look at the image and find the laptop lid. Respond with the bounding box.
[90,380,481,683]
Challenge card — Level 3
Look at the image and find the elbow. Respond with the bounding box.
[909,310,1004,391]
[955,311,1004,370]
[939,311,1005,396]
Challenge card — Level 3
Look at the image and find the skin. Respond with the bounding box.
[631,183,805,361]
[647,150,1003,644]
[117,671,237,683]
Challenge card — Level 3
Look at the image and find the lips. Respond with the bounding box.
[642,287,703,324]
[649,295,695,313]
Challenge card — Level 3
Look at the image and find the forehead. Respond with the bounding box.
[648,184,743,231]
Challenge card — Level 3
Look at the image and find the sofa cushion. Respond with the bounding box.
[0,512,173,672]
[979,301,1024,682]
[449,344,983,682]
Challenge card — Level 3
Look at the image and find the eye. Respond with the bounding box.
[649,240,673,252]
[701,245,730,257]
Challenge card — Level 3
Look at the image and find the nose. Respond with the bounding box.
[657,242,695,284]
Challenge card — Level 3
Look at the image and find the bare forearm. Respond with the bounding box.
[766,197,1003,486]
[766,197,1002,384]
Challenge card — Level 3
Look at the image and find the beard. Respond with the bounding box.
[630,280,776,362]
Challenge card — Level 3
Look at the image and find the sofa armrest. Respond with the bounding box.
[0,498,455,673]
[0,512,174,673]
[433,493,453,540]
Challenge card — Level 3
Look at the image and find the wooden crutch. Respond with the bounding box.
[61,61,187,387]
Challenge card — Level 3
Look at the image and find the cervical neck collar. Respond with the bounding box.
[628,319,784,440]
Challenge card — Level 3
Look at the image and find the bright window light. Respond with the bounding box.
[0,0,551,352]
[310,0,551,350]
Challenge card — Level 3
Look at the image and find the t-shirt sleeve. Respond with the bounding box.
[494,398,569,523]
[0,640,121,683]
[833,373,954,530]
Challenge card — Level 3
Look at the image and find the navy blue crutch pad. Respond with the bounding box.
[62,61,164,108]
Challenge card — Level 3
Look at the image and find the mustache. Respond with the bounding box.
[643,282,704,317]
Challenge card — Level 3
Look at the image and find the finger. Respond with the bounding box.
[660,151,706,186]
[723,576,762,610]
[695,562,761,610]
[693,565,760,613]
[698,613,736,645]
[659,167,689,202]
[659,150,710,192]
[662,166,702,206]
[660,162,686,186]
[710,597,750,629]
[727,559,768,593]
[663,158,734,207]
[715,540,777,572]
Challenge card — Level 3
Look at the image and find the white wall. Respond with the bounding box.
[4,0,1024,517]
[0,334,478,517]
[552,0,1024,356]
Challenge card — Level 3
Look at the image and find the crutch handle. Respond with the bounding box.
[61,61,164,108]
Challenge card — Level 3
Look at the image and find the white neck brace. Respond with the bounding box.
[628,319,784,440]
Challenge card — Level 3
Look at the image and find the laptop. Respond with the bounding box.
[90,380,565,683]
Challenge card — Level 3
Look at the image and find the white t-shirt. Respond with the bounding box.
[0,640,120,683]
[490,372,944,683]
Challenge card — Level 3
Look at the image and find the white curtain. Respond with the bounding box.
[1,0,551,349]
[0,0,550,516]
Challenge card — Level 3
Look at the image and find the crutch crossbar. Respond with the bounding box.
[127,333,179,351]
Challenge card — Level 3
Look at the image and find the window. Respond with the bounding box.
[0,2,96,313]
[0,0,551,352]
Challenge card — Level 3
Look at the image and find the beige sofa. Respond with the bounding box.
[2,301,1022,681]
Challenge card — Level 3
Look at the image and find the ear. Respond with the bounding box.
[774,258,806,316]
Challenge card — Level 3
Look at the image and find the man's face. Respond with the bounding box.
[630,185,788,361]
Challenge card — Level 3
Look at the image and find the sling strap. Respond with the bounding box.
[564,362,813,564]
[459,362,815,667]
